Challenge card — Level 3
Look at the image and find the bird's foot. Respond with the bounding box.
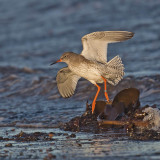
[92,101,96,114]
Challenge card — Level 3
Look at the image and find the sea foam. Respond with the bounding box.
[143,107,160,131]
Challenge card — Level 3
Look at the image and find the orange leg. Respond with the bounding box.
[101,76,110,102]
[92,84,101,114]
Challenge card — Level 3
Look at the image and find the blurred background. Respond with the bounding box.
[0,0,160,125]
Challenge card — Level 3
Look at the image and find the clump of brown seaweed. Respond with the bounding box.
[64,88,160,140]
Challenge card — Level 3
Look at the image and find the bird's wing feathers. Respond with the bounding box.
[81,31,134,63]
[56,67,81,98]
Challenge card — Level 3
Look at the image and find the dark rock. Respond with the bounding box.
[5,143,12,147]
[100,103,125,121]
[44,153,56,160]
[112,88,140,116]
[70,133,76,138]
[63,87,160,141]
[64,88,141,132]
[13,131,53,142]
[96,88,140,121]
[91,101,107,116]
[129,129,160,140]
[64,106,99,133]
[64,116,80,132]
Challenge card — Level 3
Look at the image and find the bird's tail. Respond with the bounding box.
[103,55,124,86]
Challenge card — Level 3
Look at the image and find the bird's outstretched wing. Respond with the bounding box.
[81,31,134,63]
[56,67,81,98]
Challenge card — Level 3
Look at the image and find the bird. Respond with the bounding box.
[51,31,134,114]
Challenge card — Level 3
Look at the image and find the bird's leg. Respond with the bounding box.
[92,84,101,114]
[101,76,110,102]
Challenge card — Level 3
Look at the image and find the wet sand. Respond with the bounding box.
[1,126,160,160]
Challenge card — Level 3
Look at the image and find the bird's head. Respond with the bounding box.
[50,52,75,65]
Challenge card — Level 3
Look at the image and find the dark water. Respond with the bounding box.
[0,0,160,159]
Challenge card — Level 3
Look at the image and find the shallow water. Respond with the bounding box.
[1,127,160,160]
[0,0,160,159]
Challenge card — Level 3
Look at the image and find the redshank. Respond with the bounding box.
[51,31,134,113]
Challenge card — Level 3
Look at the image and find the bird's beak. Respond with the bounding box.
[50,59,62,65]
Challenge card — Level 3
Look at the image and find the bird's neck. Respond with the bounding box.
[67,54,85,70]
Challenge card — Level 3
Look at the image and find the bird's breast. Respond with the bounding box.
[68,62,102,83]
